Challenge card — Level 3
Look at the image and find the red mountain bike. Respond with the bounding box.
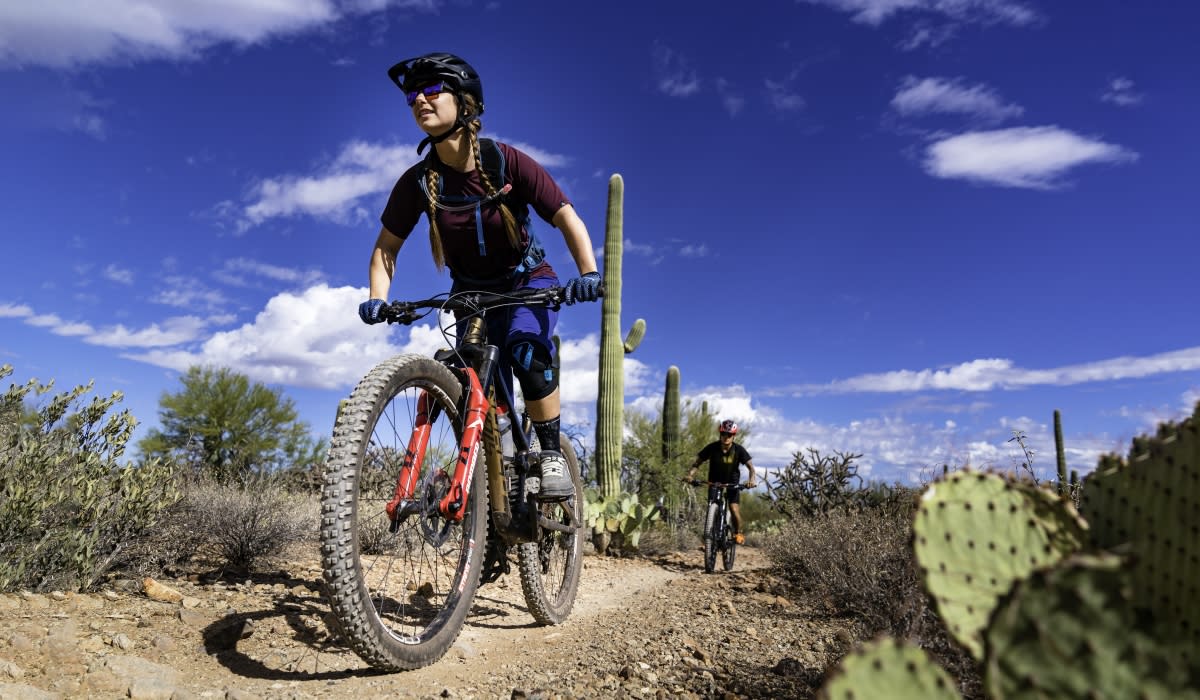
[689,480,750,573]
[320,287,587,671]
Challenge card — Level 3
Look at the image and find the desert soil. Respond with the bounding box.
[0,545,855,699]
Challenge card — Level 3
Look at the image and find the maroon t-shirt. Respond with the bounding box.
[380,141,570,287]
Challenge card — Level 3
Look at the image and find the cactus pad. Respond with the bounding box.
[913,470,1088,660]
[820,637,962,700]
[984,553,1200,699]
[1079,406,1200,649]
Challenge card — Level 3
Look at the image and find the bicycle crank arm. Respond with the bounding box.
[536,514,579,535]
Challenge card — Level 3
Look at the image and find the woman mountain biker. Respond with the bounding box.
[685,420,758,543]
[358,51,601,501]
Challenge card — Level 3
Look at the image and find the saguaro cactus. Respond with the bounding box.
[662,366,680,464]
[1054,409,1068,494]
[595,174,646,502]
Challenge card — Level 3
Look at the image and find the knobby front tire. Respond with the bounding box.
[517,435,585,624]
[703,503,721,574]
[722,510,737,572]
[321,354,487,671]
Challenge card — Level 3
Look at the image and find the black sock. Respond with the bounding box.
[533,417,560,452]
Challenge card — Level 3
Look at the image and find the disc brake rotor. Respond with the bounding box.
[419,470,455,547]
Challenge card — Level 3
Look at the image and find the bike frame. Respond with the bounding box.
[383,294,567,541]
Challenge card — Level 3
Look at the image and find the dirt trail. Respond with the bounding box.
[0,546,849,699]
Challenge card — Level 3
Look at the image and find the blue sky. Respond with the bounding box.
[2,0,1197,485]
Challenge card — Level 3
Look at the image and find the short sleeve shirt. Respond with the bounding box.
[696,442,752,485]
[380,141,570,286]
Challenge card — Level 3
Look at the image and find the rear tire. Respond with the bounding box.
[321,354,487,671]
[517,435,584,624]
[703,503,720,574]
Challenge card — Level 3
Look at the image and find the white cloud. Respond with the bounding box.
[232,138,569,232]
[765,78,805,113]
[715,78,745,117]
[891,76,1023,122]
[923,126,1138,188]
[797,0,1038,27]
[153,275,231,311]
[497,139,570,170]
[237,141,419,231]
[214,257,325,287]
[126,284,418,389]
[679,244,709,258]
[0,303,33,318]
[14,308,211,347]
[103,264,134,285]
[651,41,701,98]
[1101,77,1143,107]
[86,317,210,348]
[72,113,108,141]
[778,346,1200,396]
[0,1,439,69]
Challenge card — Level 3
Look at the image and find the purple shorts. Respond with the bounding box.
[453,274,559,406]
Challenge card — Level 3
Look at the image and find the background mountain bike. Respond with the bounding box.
[320,287,588,671]
[688,481,750,573]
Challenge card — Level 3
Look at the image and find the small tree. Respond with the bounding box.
[138,366,324,484]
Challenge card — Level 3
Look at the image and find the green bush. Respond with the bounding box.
[0,365,182,592]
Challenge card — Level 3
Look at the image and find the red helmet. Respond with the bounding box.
[718,420,738,436]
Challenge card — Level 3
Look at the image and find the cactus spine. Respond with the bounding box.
[1054,409,1068,495]
[595,174,645,502]
[662,366,680,464]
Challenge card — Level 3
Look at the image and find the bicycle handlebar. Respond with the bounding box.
[688,480,752,489]
[381,285,604,326]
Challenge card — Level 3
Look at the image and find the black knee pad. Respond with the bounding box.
[510,340,558,401]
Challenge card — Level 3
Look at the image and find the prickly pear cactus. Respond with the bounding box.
[912,470,1088,660]
[1080,405,1200,649]
[984,553,1200,699]
[820,637,962,700]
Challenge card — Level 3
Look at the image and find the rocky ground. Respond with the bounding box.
[0,544,858,699]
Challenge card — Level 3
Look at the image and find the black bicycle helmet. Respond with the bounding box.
[388,52,484,112]
[719,420,739,436]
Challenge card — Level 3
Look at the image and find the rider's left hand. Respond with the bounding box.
[564,272,602,305]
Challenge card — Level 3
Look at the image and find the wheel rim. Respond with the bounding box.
[353,380,474,645]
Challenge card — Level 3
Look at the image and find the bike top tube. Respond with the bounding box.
[380,285,600,327]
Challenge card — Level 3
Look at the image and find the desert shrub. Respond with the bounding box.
[168,474,314,574]
[0,365,183,592]
[635,520,702,557]
[765,498,978,694]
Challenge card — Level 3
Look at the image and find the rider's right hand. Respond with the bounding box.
[358,299,386,325]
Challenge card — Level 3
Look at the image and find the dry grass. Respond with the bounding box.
[764,502,981,697]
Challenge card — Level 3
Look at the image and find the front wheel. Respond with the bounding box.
[722,507,737,572]
[703,502,721,574]
[518,435,585,624]
[320,354,487,671]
